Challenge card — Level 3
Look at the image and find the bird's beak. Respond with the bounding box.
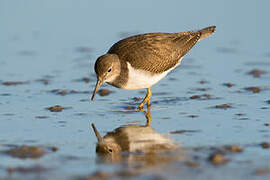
[91,79,103,101]
[91,123,103,143]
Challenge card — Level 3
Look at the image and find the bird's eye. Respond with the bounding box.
[108,68,112,72]
[108,149,113,152]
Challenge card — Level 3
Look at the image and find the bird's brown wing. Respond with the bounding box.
[108,32,201,74]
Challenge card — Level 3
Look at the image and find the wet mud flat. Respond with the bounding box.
[0,124,269,180]
[1,43,270,180]
[1,31,270,179]
[1,1,270,179]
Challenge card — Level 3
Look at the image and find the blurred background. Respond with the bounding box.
[1,0,269,78]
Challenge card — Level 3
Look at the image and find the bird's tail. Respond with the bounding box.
[198,26,216,39]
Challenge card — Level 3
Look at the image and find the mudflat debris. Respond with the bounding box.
[98,89,113,96]
[170,130,201,134]
[6,165,50,174]
[213,104,232,109]
[49,89,89,96]
[5,145,46,159]
[46,105,71,112]
[255,168,270,175]
[198,80,209,84]
[208,153,230,165]
[187,115,198,118]
[260,142,270,149]
[185,161,199,167]
[2,81,28,86]
[35,78,50,85]
[74,77,91,83]
[223,83,235,88]
[247,69,267,78]
[225,145,243,153]
[245,86,261,93]
[77,170,139,180]
[190,94,212,100]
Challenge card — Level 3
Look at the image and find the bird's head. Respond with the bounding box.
[91,54,120,101]
[91,123,122,162]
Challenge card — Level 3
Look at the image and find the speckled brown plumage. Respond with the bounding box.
[108,26,216,74]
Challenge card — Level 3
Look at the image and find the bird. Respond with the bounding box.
[91,123,181,163]
[91,26,216,109]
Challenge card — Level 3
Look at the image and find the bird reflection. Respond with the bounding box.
[91,107,185,165]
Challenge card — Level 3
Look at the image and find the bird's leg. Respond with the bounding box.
[145,105,152,127]
[146,88,152,107]
[138,88,152,110]
[138,100,151,126]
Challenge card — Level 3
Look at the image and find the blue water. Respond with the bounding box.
[1,0,270,179]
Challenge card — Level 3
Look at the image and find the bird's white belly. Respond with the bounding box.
[123,61,180,90]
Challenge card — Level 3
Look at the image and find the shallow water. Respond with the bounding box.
[1,0,270,179]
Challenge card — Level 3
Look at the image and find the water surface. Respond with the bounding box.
[1,0,270,179]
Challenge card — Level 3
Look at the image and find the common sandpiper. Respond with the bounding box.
[91,26,216,109]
